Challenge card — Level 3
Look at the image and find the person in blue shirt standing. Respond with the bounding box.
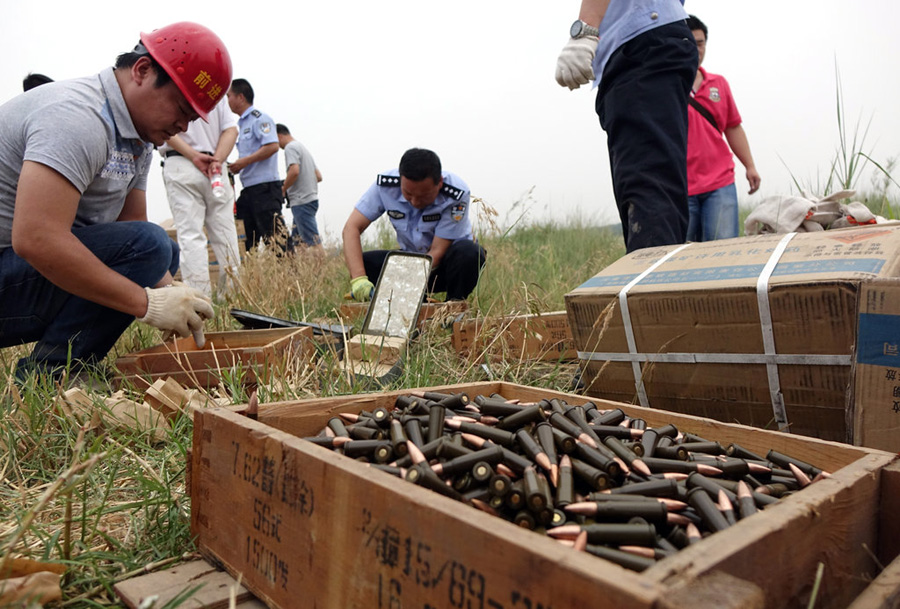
[556,0,698,253]
[226,78,287,250]
[342,148,486,302]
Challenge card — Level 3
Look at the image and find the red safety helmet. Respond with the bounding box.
[140,22,232,121]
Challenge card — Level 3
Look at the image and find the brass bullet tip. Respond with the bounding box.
[563,502,596,516]
[407,441,427,465]
[573,530,588,552]
[696,464,723,476]
[546,524,581,539]
[633,459,652,477]
[789,462,811,487]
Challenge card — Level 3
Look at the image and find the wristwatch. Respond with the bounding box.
[570,19,600,39]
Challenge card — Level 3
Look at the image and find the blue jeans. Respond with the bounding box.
[0,222,179,377]
[687,182,739,241]
[289,200,321,248]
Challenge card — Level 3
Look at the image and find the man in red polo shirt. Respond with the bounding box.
[686,14,761,242]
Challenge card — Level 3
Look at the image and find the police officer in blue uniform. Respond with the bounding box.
[226,78,287,249]
[342,148,486,302]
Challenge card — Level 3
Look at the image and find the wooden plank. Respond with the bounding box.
[114,559,254,609]
[191,408,659,609]
[878,461,900,566]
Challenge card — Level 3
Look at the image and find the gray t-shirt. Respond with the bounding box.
[283,140,319,207]
[0,68,153,250]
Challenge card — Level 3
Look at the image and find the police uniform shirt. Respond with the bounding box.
[235,105,280,188]
[354,169,473,254]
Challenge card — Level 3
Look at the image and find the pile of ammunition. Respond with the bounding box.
[303,391,829,572]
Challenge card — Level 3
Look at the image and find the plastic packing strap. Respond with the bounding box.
[756,232,796,432]
[617,243,692,408]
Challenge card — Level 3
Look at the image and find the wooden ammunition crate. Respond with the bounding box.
[191,382,898,609]
[339,300,468,328]
[451,311,576,362]
[116,327,313,389]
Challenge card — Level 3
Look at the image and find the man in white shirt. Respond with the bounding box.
[160,99,241,295]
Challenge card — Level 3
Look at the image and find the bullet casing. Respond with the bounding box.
[687,487,731,533]
[426,405,446,444]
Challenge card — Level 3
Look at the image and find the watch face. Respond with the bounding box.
[570,20,583,38]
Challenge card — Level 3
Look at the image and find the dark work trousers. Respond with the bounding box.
[0,221,179,379]
[236,181,288,251]
[596,20,698,253]
[362,240,487,301]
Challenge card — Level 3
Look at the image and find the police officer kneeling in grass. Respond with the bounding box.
[342,149,487,302]
[0,22,232,383]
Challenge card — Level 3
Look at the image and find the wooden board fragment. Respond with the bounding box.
[114,559,255,609]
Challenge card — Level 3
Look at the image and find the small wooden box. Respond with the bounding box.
[452,310,576,362]
[191,382,898,609]
[116,327,312,389]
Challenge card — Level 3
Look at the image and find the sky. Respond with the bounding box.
[2,1,899,246]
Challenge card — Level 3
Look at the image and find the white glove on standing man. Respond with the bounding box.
[138,285,214,347]
[555,36,599,90]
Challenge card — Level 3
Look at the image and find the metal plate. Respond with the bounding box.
[363,252,431,340]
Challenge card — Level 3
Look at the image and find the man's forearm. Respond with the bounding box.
[725,125,756,170]
[579,0,611,26]
[214,127,238,163]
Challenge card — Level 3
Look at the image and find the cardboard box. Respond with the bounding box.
[339,300,468,328]
[116,327,312,389]
[564,225,900,452]
[452,311,576,362]
[191,381,897,609]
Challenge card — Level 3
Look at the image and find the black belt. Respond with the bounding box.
[165,150,213,158]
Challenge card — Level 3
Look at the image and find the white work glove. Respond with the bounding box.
[138,286,214,347]
[555,36,599,90]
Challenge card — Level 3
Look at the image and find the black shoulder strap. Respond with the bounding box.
[688,96,720,133]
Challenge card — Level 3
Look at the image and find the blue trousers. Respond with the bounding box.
[0,222,179,377]
[687,182,739,242]
[289,200,321,248]
[596,21,698,253]
[363,240,487,301]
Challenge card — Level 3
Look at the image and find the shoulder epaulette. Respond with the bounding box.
[377,174,401,186]
[251,109,262,117]
[441,183,465,201]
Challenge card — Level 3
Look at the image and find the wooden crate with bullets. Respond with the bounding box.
[190,381,898,609]
[116,327,313,390]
